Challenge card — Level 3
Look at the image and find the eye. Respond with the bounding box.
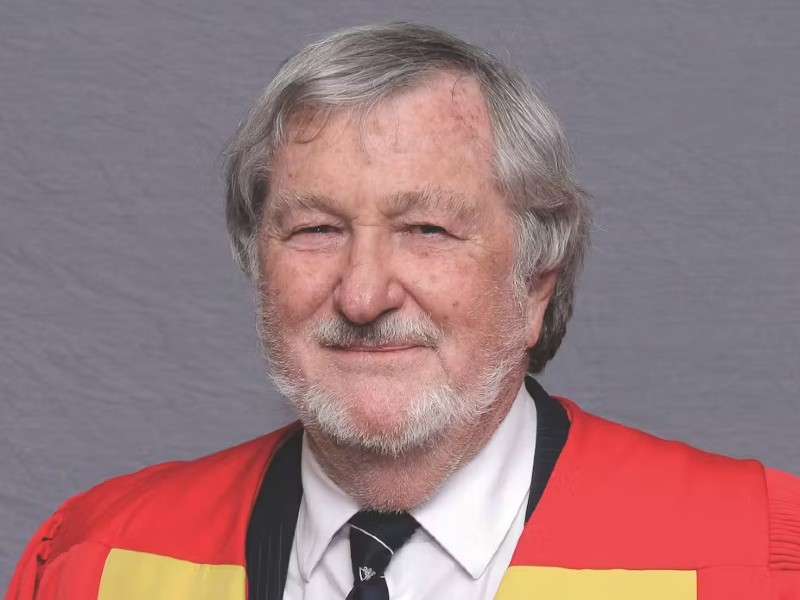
[285,223,344,250]
[293,225,338,236]
[409,223,449,236]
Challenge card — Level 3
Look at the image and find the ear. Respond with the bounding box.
[525,271,558,349]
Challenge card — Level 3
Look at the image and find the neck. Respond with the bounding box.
[306,371,525,511]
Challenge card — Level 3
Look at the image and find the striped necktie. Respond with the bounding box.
[346,510,420,600]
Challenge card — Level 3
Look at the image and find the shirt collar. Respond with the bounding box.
[295,382,536,582]
[411,383,536,579]
[296,433,361,582]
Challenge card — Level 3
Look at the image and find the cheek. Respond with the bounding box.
[412,256,511,327]
[460,263,520,332]
[262,249,337,324]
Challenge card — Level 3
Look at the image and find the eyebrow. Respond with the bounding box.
[267,186,481,229]
[384,187,481,226]
[267,191,347,230]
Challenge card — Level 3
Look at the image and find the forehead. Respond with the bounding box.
[269,72,499,203]
[285,71,492,146]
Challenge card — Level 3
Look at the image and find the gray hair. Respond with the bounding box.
[224,22,592,374]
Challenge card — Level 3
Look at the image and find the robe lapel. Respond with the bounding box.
[246,428,303,600]
[524,377,571,522]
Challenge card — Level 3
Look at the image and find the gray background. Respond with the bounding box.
[1,0,798,590]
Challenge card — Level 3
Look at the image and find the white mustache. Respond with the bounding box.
[310,314,443,348]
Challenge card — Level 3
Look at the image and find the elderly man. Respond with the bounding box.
[6,22,799,600]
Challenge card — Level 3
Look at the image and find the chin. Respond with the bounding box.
[293,380,472,457]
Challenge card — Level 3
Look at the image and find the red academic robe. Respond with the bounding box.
[6,396,800,599]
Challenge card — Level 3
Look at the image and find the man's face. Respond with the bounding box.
[258,73,549,454]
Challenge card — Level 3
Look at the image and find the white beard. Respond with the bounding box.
[257,293,528,457]
[267,355,519,456]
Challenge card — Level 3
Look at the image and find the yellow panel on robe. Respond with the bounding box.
[494,565,697,599]
[97,548,246,600]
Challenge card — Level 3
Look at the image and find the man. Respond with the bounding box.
[6,22,799,600]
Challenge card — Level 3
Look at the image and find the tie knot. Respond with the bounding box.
[347,510,419,588]
[349,511,419,552]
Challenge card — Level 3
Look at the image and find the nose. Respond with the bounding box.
[333,228,405,324]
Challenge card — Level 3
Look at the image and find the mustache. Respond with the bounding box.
[309,314,443,348]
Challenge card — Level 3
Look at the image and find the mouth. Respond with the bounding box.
[319,344,432,374]
[330,344,422,353]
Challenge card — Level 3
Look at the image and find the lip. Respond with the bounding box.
[330,344,421,353]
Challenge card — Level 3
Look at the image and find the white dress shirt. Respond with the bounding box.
[283,382,537,600]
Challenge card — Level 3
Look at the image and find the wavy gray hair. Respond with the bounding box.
[224,22,592,374]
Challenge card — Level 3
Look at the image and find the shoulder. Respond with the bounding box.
[562,397,771,487]
[19,424,299,573]
[5,425,298,598]
[524,398,797,569]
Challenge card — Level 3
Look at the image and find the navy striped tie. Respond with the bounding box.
[346,510,419,600]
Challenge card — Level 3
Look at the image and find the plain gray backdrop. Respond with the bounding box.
[1,0,798,590]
